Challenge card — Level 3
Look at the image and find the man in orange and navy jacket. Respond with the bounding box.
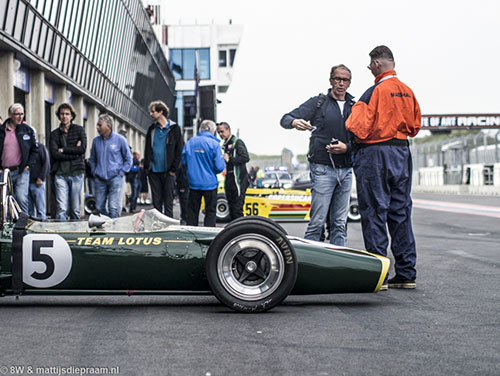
[346,45,421,291]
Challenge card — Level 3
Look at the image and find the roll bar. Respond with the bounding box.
[0,169,21,229]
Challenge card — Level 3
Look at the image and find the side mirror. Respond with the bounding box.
[88,213,110,228]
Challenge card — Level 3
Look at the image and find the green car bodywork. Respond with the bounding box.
[0,210,388,301]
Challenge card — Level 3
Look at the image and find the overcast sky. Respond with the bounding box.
[161,0,500,155]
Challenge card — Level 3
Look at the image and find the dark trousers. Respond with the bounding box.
[353,144,417,280]
[148,172,175,217]
[187,188,217,227]
[177,186,189,224]
[225,174,248,221]
[129,178,141,211]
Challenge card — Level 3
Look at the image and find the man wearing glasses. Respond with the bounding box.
[346,45,421,290]
[280,65,355,247]
[143,101,183,218]
[0,103,38,214]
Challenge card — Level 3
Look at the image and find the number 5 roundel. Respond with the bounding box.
[22,234,73,288]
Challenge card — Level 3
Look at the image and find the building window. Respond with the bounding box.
[483,165,494,186]
[219,50,227,67]
[169,48,210,80]
[229,49,236,66]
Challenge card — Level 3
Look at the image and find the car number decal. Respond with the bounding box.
[23,234,73,288]
[244,202,259,216]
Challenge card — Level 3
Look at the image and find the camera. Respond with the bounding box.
[330,138,339,145]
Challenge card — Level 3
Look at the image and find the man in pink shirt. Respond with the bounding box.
[0,103,38,213]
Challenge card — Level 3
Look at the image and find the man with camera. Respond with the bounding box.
[280,64,355,246]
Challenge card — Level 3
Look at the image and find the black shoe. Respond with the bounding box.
[388,276,416,289]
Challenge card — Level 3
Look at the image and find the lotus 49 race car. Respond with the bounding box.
[0,169,388,313]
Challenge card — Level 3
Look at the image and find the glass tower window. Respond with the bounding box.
[169,48,210,80]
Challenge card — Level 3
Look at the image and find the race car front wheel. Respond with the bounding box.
[206,219,297,313]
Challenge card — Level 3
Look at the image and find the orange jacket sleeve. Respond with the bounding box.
[346,70,421,143]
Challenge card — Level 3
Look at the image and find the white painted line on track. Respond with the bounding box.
[413,198,500,219]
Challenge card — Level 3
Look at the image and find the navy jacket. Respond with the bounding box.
[30,143,50,184]
[280,90,355,167]
[0,120,38,171]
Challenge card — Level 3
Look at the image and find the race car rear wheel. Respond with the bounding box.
[216,193,231,223]
[206,221,297,312]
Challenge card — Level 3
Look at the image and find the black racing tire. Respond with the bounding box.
[206,221,297,313]
[216,193,231,223]
[225,215,288,236]
[347,199,361,222]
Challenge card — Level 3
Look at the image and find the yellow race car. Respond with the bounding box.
[216,188,312,223]
[210,176,360,223]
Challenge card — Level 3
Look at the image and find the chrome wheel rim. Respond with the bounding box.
[216,197,229,219]
[348,203,361,221]
[217,233,285,301]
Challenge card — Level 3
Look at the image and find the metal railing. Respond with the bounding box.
[411,130,500,185]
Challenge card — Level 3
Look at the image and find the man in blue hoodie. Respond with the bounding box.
[89,114,132,218]
[182,120,225,227]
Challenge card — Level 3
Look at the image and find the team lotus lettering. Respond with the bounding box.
[76,237,162,246]
[391,92,411,98]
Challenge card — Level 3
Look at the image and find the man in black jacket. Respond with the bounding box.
[280,64,355,246]
[143,100,183,217]
[50,103,87,220]
[217,122,250,221]
[0,103,38,214]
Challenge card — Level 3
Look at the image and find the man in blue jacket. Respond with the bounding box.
[89,114,132,218]
[182,120,225,227]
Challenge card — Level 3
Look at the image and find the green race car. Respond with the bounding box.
[0,169,388,313]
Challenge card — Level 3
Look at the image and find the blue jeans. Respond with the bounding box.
[94,175,123,218]
[11,169,30,214]
[28,181,46,219]
[304,163,352,246]
[54,174,84,220]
